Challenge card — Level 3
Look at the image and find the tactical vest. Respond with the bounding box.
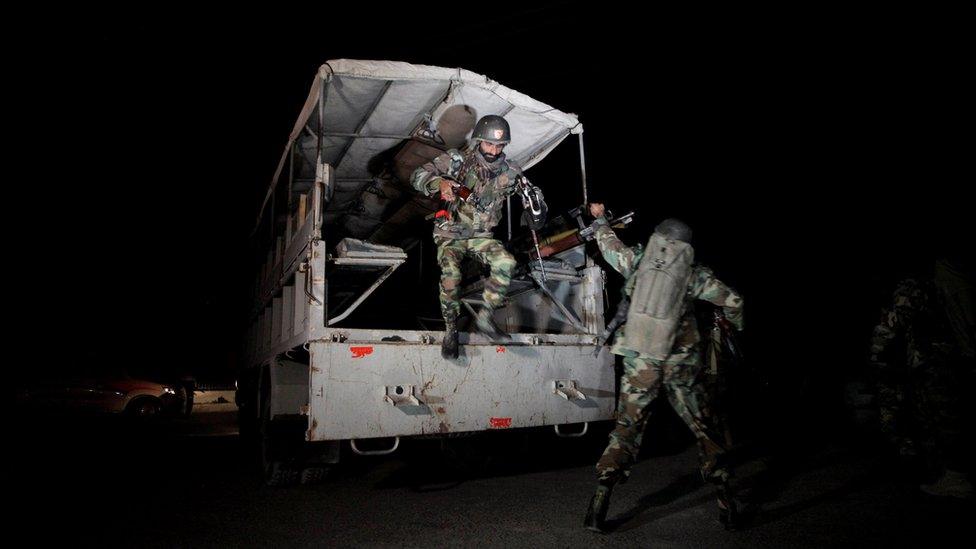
[624,233,695,360]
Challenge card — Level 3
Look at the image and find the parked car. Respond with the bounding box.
[15,365,185,418]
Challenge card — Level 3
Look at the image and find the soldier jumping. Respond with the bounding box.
[412,115,539,359]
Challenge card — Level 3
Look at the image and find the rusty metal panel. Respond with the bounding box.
[307,337,614,441]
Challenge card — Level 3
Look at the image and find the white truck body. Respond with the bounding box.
[243,60,615,466]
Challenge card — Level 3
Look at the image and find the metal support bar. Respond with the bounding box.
[323,132,413,140]
[333,80,394,169]
[316,75,328,170]
[349,437,400,456]
[531,274,588,333]
[330,257,406,266]
[554,422,589,438]
[326,262,404,326]
[461,299,480,318]
[578,132,588,206]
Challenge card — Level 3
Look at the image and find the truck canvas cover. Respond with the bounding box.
[255,59,583,244]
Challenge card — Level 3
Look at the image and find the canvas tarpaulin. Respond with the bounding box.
[255,59,583,239]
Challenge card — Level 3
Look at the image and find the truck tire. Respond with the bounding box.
[259,383,302,487]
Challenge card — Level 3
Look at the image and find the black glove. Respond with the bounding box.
[521,201,548,231]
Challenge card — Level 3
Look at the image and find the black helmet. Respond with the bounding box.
[472,115,511,145]
[654,218,693,243]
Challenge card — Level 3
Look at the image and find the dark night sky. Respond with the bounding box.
[15,5,970,399]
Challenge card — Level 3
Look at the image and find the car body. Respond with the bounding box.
[16,372,185,417]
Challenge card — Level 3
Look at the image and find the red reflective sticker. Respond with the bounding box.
[489,417,512,429]
[496,346,506,353]
[350,346,373,359]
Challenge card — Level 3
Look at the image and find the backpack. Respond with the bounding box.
[624,233,695,360]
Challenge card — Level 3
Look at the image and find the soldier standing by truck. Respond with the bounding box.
[412,115,544,359]
[869,257,974,498]
[582,204,745,533]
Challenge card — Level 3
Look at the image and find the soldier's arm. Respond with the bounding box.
[690,266,745,330]
[593,217,642,279]
[411,151,459,196]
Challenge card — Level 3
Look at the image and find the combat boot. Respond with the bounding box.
[583,480,615,533]
[716,482,739,530]
[475,307,511,343]
[441,321,459,359]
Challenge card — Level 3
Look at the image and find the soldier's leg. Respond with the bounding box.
[435,238,466,358]
[435,237,465,322]
[877,363,914,459]
[469,238,516,309]
[596,356,664,483]
[468,238,516,341]
[916,360,972,497]
[662,361,729,483]
[663,360,740,528]
[587,355,663,532]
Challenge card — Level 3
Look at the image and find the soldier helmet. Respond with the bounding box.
[472,115,511,145]
[654,218,693,243]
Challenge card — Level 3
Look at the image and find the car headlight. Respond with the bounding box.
[162,387,176,395]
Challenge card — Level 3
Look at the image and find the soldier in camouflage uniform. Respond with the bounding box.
[583,205,745,533]
[869,258,974,498]
[412,115,522,359]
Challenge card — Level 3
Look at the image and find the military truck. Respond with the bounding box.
[239,60,617,485]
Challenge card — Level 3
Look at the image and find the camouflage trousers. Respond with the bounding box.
[434,236,516,323]
[876,359,971,471]
[596,354,729,484]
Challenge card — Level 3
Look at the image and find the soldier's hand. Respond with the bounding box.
[589,202,606,218]
[439,179,455,201]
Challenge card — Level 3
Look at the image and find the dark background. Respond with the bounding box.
[14,5,970,435]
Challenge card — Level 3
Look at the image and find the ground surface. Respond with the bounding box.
[12,409,972,548]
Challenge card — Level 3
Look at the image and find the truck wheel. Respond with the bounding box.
[259,387,301,486]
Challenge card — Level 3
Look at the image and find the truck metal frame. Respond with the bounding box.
[241,60,615,483]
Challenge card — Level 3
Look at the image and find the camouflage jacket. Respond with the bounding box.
[411,147,520,239]
[869,278,961,373]
[593,217,744,364]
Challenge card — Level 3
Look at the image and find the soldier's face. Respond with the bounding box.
[479,141,506,161]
